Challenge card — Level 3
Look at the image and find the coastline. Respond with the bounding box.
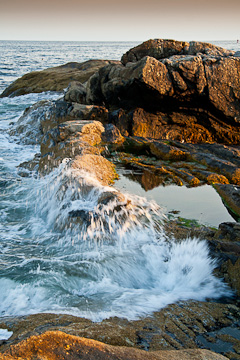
[0,39,239,360]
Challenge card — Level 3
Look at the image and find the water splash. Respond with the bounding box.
[0,161,232,321]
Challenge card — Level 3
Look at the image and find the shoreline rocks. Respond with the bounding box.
[0,297,239,359]
[0,60,120,98]
[0,330,230,360]
[1,39,240,360]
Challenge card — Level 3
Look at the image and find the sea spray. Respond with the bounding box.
[0,160,232,320]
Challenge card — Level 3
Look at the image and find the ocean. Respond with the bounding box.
[0,40,237,322]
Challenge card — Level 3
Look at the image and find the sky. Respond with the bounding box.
[0,0,240,42]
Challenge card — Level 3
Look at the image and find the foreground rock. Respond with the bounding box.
[0,298,239,359]
[0,60,120,97]
[0,331,229,360]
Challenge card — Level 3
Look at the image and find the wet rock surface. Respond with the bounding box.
[38,119,117,186]
[109,138,240,216]
[9,98,109,145]
[0,299,238,359]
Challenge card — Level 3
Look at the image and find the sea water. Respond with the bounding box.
[0,40,238,321]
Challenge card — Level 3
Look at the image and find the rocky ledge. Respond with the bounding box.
[0,60,120,97]
[0,330,230,360]
[1,39,240,360]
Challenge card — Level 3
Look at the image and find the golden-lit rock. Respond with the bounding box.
[0,330,229,360]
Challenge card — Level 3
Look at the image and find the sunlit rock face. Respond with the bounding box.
[85,39,240,145]
[0,330,230,360]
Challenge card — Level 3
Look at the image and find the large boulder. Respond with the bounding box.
[85,40,240,144]
[121,39,235,65]
[86,56,174,108]
[0,60,120,97]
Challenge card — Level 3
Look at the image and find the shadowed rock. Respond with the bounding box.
[214,184,240,219]
[85,40,240,145]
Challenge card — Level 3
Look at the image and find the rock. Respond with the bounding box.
[71,154,117,186]
[205,57,240,119]
[0,60,120,98]
[121,39,235,65]
[0,300,238,359]
[214,184,240,220]
[110,108,220,143]
[8,100,56,145]
[0,331,229,360]
[114,137,240,189]
[39,120,106,174]
[68,103,109,123]
[18,153,41,176]
[110,107,240,145]
[218,221,240,240]
[86,56,173,108]
[149,141,191,161]
[85,40,240,145]
[121,39,189,65]
[38,119,117,185]
[64,80,87,103]
[210,222,240,295]
[97,190,126,205]
[40,101,109,135]
[101,123,125,144]
[9,97,109,146]
[192,153,240,185]
[191,170,229,185]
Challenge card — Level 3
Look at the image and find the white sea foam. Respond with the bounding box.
[0,40,236,322]
[0,161,232,321]
[0,328,13,340]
